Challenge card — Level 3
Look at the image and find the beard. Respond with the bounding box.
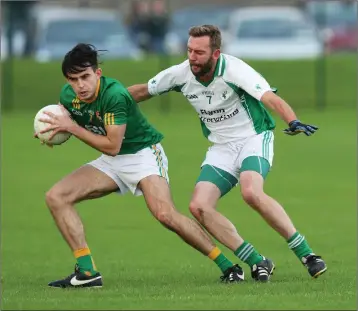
[190,57,214,77]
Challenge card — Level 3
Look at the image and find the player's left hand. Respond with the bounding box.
[283,120,318,136]
[38,104,74,141]
[33,132,54,148]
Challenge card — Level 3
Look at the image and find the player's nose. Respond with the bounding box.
[188,51,197,61]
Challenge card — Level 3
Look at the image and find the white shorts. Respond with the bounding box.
[88,143,169,196]
[201,130,274,179]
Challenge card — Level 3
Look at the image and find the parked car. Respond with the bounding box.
[30,6,142,62]
[165,5,234,54]
[225,6,324,60]
[305,0,357,52]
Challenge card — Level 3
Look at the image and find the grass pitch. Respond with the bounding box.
[1,106,356,310]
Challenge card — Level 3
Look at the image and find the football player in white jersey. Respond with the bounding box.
[127,25,327,281]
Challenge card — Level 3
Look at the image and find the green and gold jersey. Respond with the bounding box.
[60,76,163,155]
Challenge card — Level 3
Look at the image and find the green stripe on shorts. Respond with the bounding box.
[196,165,238,197]
[262,131,273,159]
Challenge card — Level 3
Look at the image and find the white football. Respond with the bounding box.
[34,104,72,145]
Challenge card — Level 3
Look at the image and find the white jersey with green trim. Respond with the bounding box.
[148,53,276,144]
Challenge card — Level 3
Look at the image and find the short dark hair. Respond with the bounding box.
[188,25,222,50]
[61,43,101,77]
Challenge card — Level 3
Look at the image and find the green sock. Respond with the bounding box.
[74,248,97,276]
[234,241,263,267]
[214,253,234,273]
[287,232,313,260]
[209,247,234,273]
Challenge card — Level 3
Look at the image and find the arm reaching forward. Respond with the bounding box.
[234,60,319,137]
[127,84,153,103]
[128,62,186,103]
[260,92,318,136]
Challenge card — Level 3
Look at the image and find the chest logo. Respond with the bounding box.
[88,110,95,123]
[96,111,103,122]
[186,94,198,100]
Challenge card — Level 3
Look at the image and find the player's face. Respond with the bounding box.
[66,67,102,101]
[187,36,220,77]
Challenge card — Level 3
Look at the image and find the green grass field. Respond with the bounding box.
[1,104,356,310]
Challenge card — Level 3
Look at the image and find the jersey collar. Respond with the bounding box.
[195,54,226,87]
[214,54,226,77]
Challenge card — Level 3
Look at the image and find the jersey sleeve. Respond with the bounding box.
[102,89,129,126]
[148,61,187,95]
[230,59,273,101]
[59,84,76,110]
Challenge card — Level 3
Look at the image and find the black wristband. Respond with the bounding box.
[289,120,300,127]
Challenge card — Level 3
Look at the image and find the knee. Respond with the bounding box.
[45,187,67,211]
[189,200,207,221]
[241,184,263,208]
[155,208,175,229]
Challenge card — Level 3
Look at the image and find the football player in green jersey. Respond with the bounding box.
[36,43,245,288]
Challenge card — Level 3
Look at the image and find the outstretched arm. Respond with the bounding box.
[260,91,318,136]
[128,63,184,103]
[260,91,297,125]
[127,84,153,103]
[234,60,319,136]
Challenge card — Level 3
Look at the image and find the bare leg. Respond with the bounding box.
[239,171,296,239]
[45,165,118,287]
[45,165,118,251]
[139,175,216,255]
[238,171,330,279]
[189,182,244,251]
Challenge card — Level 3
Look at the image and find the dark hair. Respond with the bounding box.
[61,43,104,77]
[188,25,222,50]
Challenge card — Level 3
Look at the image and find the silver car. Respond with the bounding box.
[224,6,324,60]
[32,7,142,62]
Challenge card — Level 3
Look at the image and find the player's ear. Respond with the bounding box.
[96,68,102,78]
[213,49,221,60]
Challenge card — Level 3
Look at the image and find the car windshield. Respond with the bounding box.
[237,18,315,39]
[44,19,125,44]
